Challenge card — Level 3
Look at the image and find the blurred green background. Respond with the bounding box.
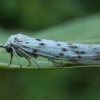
[0,0,100,100]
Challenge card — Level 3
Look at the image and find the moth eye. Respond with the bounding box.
[5,46,12,53]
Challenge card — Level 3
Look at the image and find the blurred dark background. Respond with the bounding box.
[0,0,100,31]
[0,0,100,100]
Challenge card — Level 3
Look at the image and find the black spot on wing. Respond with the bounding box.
[22,45,29,48]
[78,56,81,58]
[39,43,45,46]
[69,45,78,49]
[15,38,18,40]
[59,53,64,56]
[33,49,38,54]
[26,42,29,44]
[57,43,60,46]
[36,38,42,41]
[75,51,80,55]
[75,51,85,55]
[81,51,85,54]
[62,48,67,52]
[68,43,78,49]
[14,38,22,42]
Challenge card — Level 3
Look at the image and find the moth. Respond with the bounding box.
[0,33,100,68]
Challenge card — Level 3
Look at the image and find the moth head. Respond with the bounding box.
[0,44,12,53]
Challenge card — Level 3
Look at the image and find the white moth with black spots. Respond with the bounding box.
[0,33,100,68]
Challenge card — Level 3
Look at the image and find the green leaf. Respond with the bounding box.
[0,14,100,69]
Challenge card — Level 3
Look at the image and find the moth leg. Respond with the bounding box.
[12,47,22,68]
[24,56,31,66]
[48,58,63,66]
[22,52,31,66]
[8,51,13,66]
[18,48,40,68]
